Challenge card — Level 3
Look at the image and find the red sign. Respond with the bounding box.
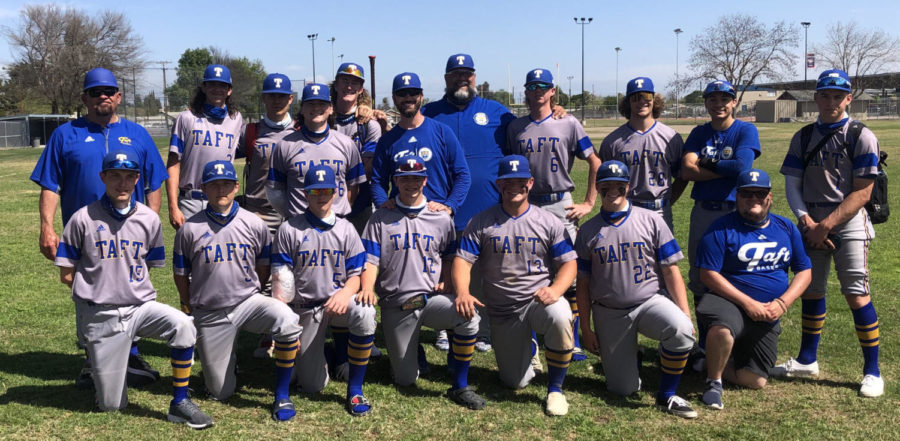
[806,54,815,69]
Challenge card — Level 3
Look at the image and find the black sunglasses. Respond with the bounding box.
[87,87,119,98]
[737,189,770,199]
[394,89,421,98]
[525,83,553,91]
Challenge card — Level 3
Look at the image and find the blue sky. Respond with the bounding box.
[0,0,896,102]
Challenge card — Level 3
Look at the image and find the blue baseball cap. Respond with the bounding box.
[304,164,337,190]
[596,160,630,183]
[392,72,422,93]
[393,155,428,178]
[262,73,292,94]
[703,80,736,98]
[525,68,553,87]
[446,53,475,73]
[203,65,232,85]
[84,68,118,91]
[302,83,331,103]
[816,69,851,92]
[102,150,140,172]
[336,62,365,80]
[201,160,238,184]
[626,77,654,97]
[737,169,772,189]
[497,155,532,180]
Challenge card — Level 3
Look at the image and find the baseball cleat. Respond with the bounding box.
[417,344,432,376]
[167,398,214,429]
[253,334,275,359]
[434,330,450,352]
[75,364,94,390]
[474,337,492,353]
[531,342,544,374]
[370,345,383,361]
[701,380,724,410]
[657,394,698,419]
[544,391,568,416]
[859,374,884,398]
[770,358,819,379]
[271,397,296,421]
[126,353,160,387]
[571,346,588,362]
[346,394,371,417]
[333,362,349,382]
[447,386,486,410]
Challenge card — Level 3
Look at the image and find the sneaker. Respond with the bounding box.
[167,398,214,429]
[127,353,160,387]
[859,374,884,398]
[657,395,698,419]
[544,391,568,416]
[701,380,724,410]
[253,334,274,359]
[435,330,450,352]
[571,346,588,362]
[531,340,544,374]
[417,344,432,376]
[346,394,372,416]
[334,362,349,382]
[770,358,819,380]
[75,364,94,390]
[370,345,383,361]
[447,386,486,410]
[271,397,296,421]
[688,346,705,373]
[474,337,492,353]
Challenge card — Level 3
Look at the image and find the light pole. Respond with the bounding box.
[674,28,683,119]
[615,47,621,120]
[307,33,318,81]
[327,37,336,75]
[567,75,574,107]
[801,22,811,87]
[574,17,593,123]
[339,54,344,65]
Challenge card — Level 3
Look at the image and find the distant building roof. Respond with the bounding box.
[777,90,873,100]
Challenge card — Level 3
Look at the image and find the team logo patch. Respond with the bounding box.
[84,136,95,142]
[473,112,488,126]
[408,136,417,143]
[721,146,734,159]
[117,136,132,145]
[418,147,433,161]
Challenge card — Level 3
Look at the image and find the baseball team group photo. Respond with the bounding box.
[1,2,899,439]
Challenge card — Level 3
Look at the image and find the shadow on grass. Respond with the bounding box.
[0,383,166,419]
[0,351,86,382]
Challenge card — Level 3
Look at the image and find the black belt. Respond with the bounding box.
[530,192,567,203]
[698,201,735,211]
[179,189,208,201]
[807,202,841,208]
[592,300,640,310]
[293,299,327,309]
[632,199,667,210]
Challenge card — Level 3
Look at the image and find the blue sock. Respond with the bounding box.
[273,339,299,401]
[332,326,349,366]
[657,347,689,401]
[170,347,193,405]
[347,334,374,398]
[531,331,538,357]
[451,333,476,389]
[852,302,880,377]
[564,290,582,350]
[797,297,826,365]
[130,342,140,357]
[545,346,572,394]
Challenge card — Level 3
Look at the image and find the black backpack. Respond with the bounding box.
[800,122,889,224]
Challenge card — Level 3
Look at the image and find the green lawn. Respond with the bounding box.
[1,120,899,440]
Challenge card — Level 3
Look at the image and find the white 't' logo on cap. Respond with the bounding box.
[407,159,417,168]
[509,160,519,171]
[116,153,127,161]
[828,73,840,78]
[402,75,411,85]
[609,164,621,174]
[273,78,283,88]
[635,79,644,88]
[215,163,225,175]
[311,85,320,95]
[316,169,326,181]
[533,69,543,78]
[749,171,760,182]
[214,67,223,77]
[457,56,466,65]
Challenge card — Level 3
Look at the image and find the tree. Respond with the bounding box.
[687,14,798,109]
[489,89,512,106]
[3,4,145,114]
[812,21,900,97]
[165,47,267,118]
[143,91,161,116]
[166,48,214,110]
[682,90,704,104]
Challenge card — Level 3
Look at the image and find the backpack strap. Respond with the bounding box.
[244,122,259,165]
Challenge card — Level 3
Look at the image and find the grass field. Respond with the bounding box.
[1,120,899,440]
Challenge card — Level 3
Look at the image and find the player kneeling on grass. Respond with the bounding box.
[696,169,811,410]
[55,150,213,429]
[574,160,697,419]
[453,155,577,417]
[172,160,302,421]
[271,164,376,416]
[360,155,486,410]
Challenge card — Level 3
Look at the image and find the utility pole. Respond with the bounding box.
[674,28,683,119]
[132,66,138,122]
[156,61,172,132]
[307,33,318,81]
[574,17,593,124]
[567,75,574,106]
[328,37,336,75]
[801,22,811,87]
[615,47,621,120]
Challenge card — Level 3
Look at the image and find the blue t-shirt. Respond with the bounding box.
[683,119,761,202]
[697,211,811,305]
[422,96,516,231]
[371,117,471,213]
[30,117,168,225]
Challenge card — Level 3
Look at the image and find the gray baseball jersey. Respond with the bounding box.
[334,116,382,158]
[271,213,366,305]
[506,114,594,194]
[56,199,165,305]
[456,204,576,317]
[241,122,295,216]
[173,205,271,309]
[598,122,684,202]
[780,118,880,240]
[169,110,244,190]
[268,129,367,217]
[361,204,457,307]
[575,206,683,309]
